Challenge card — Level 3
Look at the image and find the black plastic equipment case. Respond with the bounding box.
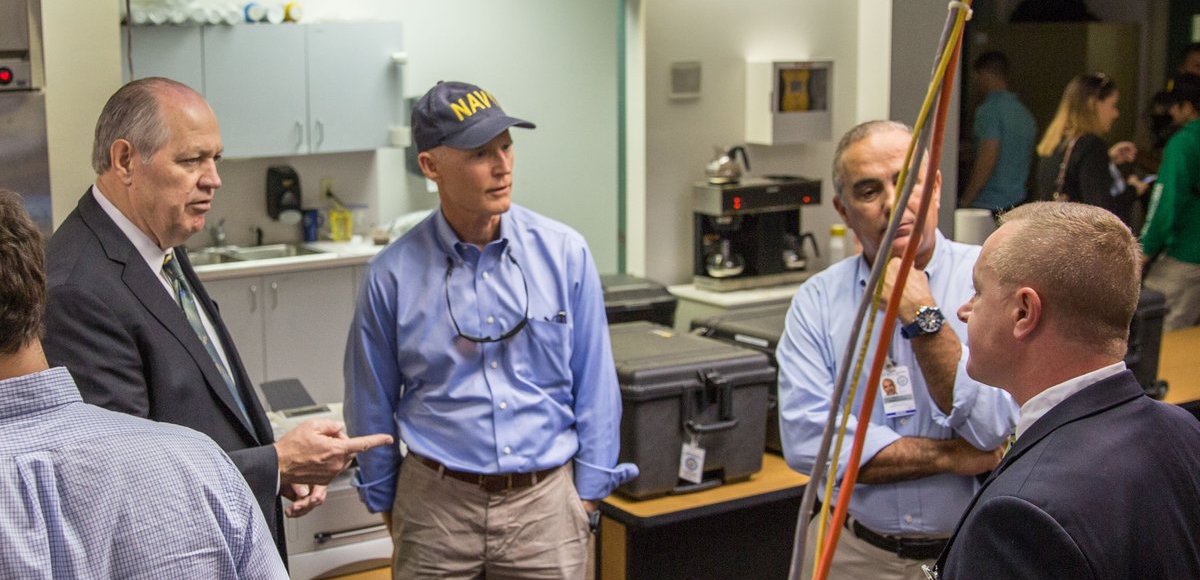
[1126,287,1168,399]
[691,304,790,453]
[610,321,772,499]
[600,274,678,328]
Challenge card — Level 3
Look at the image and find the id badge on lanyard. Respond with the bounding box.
[881,342,917,418]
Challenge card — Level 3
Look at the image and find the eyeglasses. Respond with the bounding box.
[444,250,529,343]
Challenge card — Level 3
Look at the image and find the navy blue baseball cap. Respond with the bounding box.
[412,81,535,153]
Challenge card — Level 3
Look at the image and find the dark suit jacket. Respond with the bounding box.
[43,191,286,561]
[937,371,1200,579]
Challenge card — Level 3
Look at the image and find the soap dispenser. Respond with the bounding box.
[266,165,303,225]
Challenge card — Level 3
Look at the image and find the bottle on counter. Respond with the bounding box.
[829,223,848,265]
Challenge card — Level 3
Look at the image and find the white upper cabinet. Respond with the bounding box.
[124,22,404,158]
[203,25,309,158]
[123,25,204,93]
[306,23,404,154]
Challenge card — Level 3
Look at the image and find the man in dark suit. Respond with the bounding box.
[931,201,1200,579]
[42,77,393,560]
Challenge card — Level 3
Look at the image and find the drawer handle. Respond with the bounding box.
[314,523,387,545]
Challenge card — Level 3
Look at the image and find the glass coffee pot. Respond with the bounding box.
[704,238,746,278]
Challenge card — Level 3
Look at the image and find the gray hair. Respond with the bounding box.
[993,202,1139,354]
[831,120,912,196]
[91,77,198,173]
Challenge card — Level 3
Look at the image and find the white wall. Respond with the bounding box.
[624,0,648,275]
[189,1,620,271]
[44,1,122,226]
[635,0,893,285]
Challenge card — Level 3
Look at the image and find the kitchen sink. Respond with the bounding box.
[188,243,329,266]
[188,248,244,266]
[230,243,326,261]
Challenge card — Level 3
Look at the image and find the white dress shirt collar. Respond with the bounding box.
[91,185,171,282]
[1015,361,1126,439]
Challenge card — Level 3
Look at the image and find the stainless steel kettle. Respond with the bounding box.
[705,146,750,185]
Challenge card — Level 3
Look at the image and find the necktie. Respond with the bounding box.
[162,252,250,421]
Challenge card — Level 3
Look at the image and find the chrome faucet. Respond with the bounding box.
[209,218,227,247]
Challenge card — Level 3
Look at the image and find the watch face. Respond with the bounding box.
[917,308,944,333]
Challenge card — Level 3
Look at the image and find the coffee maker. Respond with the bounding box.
[693,176,822,292]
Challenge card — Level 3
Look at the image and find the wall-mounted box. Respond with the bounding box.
[745,60,832,145]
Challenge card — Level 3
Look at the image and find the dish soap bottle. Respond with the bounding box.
[325,183,353,242]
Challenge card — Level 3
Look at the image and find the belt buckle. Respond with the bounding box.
[921,564,939,579]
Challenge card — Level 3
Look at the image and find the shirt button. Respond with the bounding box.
[482,272,490,281]
[905,514,913,524]
[499,401,508,410]
[487,315,495,324]
[490,361,498,369]
[503,446,511,455]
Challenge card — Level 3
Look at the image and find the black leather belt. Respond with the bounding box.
[848,518,948,561]
[411,453,559,493]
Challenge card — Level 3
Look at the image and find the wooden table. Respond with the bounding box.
[599,454,808,580]
[1160,325,1200,405]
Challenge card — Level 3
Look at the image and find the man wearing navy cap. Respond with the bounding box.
[345,81,637,578]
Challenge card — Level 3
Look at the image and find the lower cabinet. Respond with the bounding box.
[205,266,357,405]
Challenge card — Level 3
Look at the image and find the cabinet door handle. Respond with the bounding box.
[294,121,304,151]
[270,281,279,310]
[249,284,258,313]
[315,119,325,149]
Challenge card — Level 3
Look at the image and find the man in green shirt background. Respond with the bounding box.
[1142,73,1200,331]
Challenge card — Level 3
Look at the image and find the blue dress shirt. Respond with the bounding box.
[0,367,285,579]
[345,204,636,513]
[776,232,1017,536]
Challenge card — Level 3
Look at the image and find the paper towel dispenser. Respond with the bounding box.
[266,165,302,224]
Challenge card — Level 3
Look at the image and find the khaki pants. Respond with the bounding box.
[390,457,590,580]
[1144,255,1200,331]
[801,515,936,580]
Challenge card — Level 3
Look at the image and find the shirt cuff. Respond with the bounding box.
[573,458,639,501]
[933,346,979,430]
[351,468,398,513]
[853,424,903,476]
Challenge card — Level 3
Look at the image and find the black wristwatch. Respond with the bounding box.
[901,306,945,339]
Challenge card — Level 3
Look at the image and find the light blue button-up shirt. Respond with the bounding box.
[0,367,285,578]
[345,205,636,512]
[777,232,1017,536]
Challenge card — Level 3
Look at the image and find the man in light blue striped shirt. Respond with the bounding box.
[0,191,286,579]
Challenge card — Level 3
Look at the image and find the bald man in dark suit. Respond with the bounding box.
[43,77,392,561]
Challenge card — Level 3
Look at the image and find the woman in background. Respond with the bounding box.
[1035,72,1147,226]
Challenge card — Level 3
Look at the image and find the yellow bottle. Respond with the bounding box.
[329,207,353,242]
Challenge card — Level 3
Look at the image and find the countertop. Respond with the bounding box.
[194,240,387,281]
[667,281,806,308]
